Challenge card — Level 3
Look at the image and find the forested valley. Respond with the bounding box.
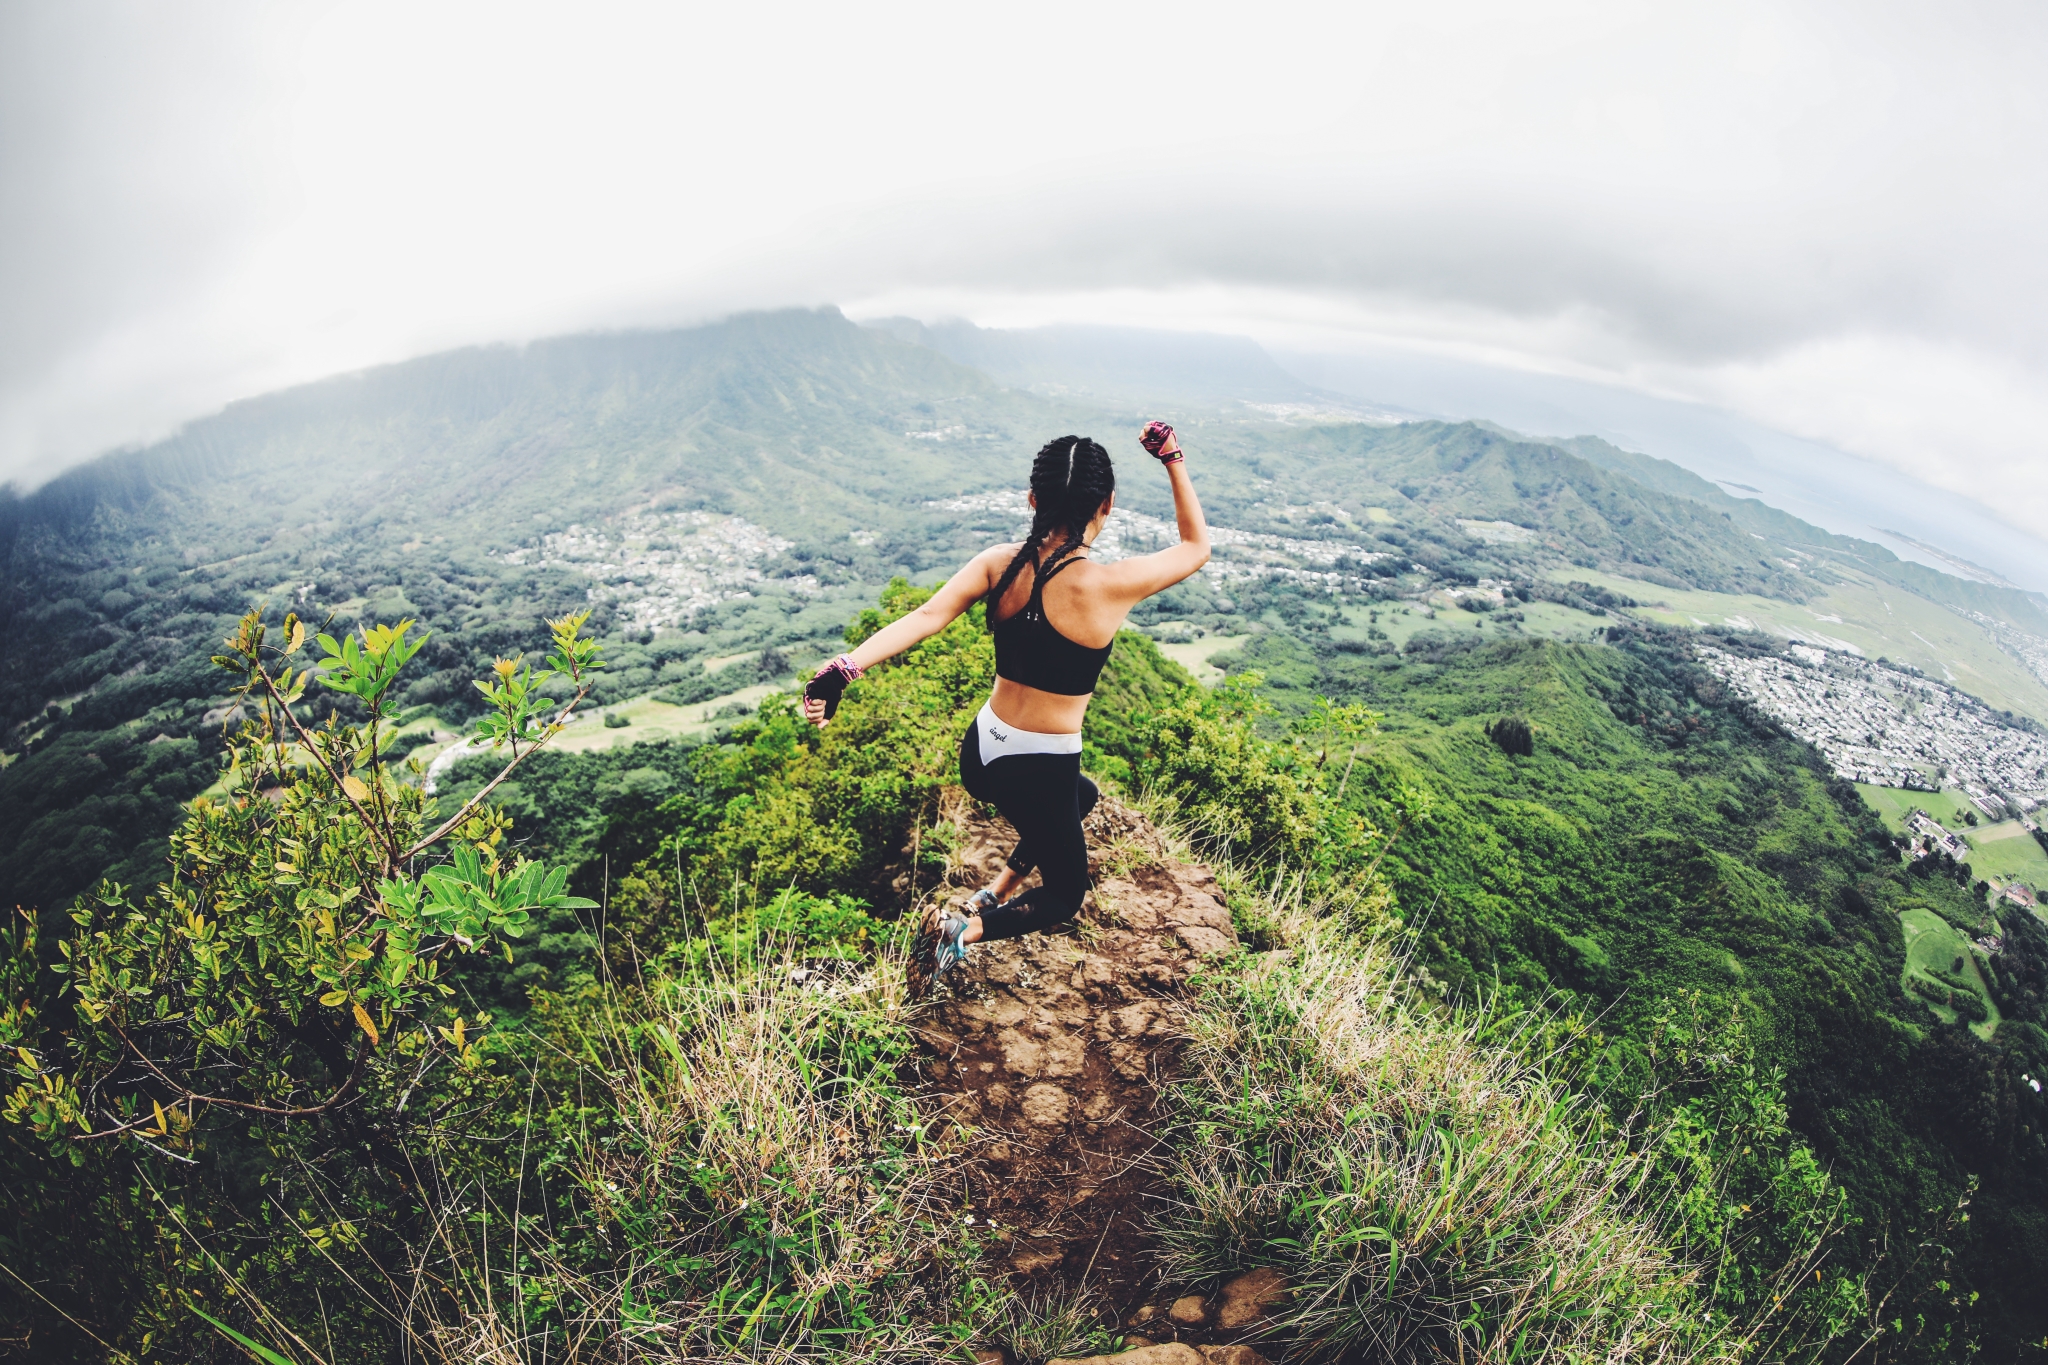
[3,310,2046,1362]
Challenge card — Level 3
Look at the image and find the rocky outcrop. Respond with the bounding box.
[911,791,1235,1300]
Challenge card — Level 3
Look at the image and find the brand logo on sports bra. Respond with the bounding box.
[987,724,1009,742]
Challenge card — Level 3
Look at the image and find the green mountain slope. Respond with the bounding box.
[1554,433,2048,638]
[1205,419,1814,597]
[1208,622,2048,1355]
[0,310,1073,906]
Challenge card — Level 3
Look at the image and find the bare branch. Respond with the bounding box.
[73,1024,373,1132]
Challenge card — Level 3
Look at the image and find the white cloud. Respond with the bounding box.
[1,0,2044,541]
[1691,337,2048,529]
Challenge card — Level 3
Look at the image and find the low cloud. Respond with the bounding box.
[2,0,2044,538]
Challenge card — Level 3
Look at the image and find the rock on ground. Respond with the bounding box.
[1048,1345,1270,1365]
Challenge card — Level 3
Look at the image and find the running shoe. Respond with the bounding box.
[966,887,999,916]
[933,912,973,985]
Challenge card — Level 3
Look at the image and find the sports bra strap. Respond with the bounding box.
[1025,540,1087,614]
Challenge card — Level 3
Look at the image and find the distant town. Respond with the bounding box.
[1697,643,2048,818]
[497,510,820,629]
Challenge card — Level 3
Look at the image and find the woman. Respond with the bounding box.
[800,422,1210,982]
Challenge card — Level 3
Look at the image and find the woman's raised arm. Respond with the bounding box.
[1103,426,1211,603]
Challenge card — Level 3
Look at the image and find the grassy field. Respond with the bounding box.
[542,684,782,755]
[1549,567,2048,722]
[1151,633,1252,685]
[1855,783,1936,835]
[1899,906,2002,1040]
[1515,599,1622,641]
[402,681,783,777]
[1328,602,1445,650]
[1961,820,2048,888]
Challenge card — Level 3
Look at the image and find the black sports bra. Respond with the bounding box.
[991,547,1115,696]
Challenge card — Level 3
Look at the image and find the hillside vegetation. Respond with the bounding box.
[1204,614,2048,1358]
[4,586,1877,1363]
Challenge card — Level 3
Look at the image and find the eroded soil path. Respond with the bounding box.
[907,792,1236,1306]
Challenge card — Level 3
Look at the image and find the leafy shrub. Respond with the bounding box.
[5,611,605,1150]
[1129,673,1327,864]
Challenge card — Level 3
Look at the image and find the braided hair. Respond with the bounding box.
[985,435,1117,626]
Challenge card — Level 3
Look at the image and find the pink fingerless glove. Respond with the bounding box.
[1140,421,1183,464]
[803,654,864,720]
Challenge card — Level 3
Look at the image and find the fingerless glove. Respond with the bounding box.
[1140,421,1183,464]
[803,654,864,719]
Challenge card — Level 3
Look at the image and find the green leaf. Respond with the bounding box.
[189,1305,302,1365]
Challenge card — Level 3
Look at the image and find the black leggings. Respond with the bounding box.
[957,722,1099,942]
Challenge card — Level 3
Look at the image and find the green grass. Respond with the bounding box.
[388,931,988,1362]
[549,683,783,754]
[1328,601,1429,649]
[401,682,784,772]
[1854,783,1935,836]
[1959,820,2048,887]
[1155,874,1829,1365]
[1151,633,1252,685]
[1513,598,1620,640]
[1900,907,2001,1040]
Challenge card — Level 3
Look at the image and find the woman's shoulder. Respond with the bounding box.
[963,541,1024,588]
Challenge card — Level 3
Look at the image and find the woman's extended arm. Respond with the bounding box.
[801,545,1005,725]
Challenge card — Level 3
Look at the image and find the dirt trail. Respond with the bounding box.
[908,791,1236,1305]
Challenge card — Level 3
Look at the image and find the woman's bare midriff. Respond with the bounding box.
[988,676,1092,735]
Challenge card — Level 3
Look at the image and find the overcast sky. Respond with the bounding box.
[4,0,2046,537]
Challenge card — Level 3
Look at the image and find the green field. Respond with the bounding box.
[1151,632,1251,685]
[1855,783,1937,836]
[1551,567,2048,723]
[1513,599,1622,640]
[1329,601,1458,650]
[1961,820,2048,887]
[1899,907,2001,1040]
[404,681,782,774]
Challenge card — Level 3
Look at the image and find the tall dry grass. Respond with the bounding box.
[343,939,997,1364]
[1157,883,1745,1365]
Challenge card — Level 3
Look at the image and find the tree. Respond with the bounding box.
[5,608,603,1153]
[1488,714,1536,757]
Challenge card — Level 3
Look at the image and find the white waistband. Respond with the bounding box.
[976,699,1082,765]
